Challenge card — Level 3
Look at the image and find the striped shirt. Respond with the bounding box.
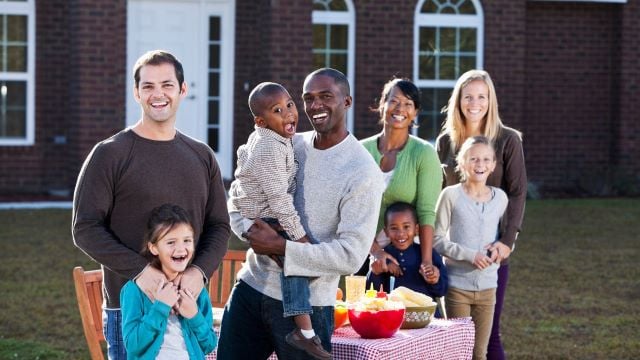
[228,126,306,240]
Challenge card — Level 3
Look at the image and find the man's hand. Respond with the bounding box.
[370,249,400,275]
[177,266,205,298]
[135,265,167,301]
[243,218,286,256]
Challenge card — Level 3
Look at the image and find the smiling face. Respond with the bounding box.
[255,89,299,138]
[460,142,496,184]
[148,223,195,280]
[134,62,187,126]
[460,79,489,128]
[384,210,418,252]
[302,73,351,135]
[382,86,417,130]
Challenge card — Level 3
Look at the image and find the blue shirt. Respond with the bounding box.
[367,244,448,317]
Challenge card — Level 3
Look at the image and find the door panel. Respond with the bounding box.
[126,0,234,177]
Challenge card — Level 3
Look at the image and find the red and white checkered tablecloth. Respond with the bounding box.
[206,317,474,360]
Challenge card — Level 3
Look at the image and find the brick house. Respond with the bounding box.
[0,0,638,201]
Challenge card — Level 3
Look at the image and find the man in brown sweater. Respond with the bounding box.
[72,50,230,360]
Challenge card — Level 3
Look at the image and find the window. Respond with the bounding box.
[413,0,483,141]
[312,0,355,132]
[208,15,221,152]
[0,0,34,145]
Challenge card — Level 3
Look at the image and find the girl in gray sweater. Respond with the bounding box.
[433,136,508,360]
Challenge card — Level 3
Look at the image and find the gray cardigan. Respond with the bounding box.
[433,184,508,291]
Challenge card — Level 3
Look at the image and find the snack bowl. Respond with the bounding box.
[348,308,405,339]
[400,304,437,329]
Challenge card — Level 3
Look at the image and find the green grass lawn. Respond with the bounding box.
[0,199,638,359]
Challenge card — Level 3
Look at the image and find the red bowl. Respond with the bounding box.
[348,308,405,339]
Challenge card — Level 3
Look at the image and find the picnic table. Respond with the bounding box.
[206,317,474,359]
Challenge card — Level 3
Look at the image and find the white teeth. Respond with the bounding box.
[152,101,168,107]
[313,113,327,119]
[392,115,405,121]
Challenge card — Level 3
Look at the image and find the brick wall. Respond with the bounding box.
[524,2,620,195]
[233,0,314,171]
[616,0,640,194]
[67,0,127,194]
[0,0,126,200]
[2,0,638,200]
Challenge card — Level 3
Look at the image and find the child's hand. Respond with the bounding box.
[387,262,403,277]
[176,288,198,319]
[473,251,493,270]
[420,264,440,284]
[155,280,179,308]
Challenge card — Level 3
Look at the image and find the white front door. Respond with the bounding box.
[126,0,235,178]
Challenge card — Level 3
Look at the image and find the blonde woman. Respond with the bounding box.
[436,69,527,360]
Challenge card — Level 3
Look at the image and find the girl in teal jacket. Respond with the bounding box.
[121,204,217,359]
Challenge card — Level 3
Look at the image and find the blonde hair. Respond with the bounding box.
[442,69,508,152]
[455,136,495,182]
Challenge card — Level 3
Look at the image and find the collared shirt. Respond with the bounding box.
[228,126,306,240]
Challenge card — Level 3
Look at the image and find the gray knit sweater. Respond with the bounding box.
[433,184,508,291]
[230,131,384,306]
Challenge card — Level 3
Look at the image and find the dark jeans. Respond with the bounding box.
[261,217,313,317]
[487,263,509,360]
[217,280,333,360]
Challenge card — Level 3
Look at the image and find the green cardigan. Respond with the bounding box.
[121,281,217,359]
[360,134,442,232]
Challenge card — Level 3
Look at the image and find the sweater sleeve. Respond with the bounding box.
[498,131,527,248]
[190,151,231,279]
[432,188,476,263]
[428,250,449,298]
[415,141,442,227]
[284,166,384,277]
[72,142,149,279]
[121,282,170,358]
[184,290,218,355]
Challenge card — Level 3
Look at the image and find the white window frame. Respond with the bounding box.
[312,0,355,134]
[412,0,483,140]
[0,0,35,146]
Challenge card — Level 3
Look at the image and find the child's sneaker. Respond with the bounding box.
[285,328,333,360]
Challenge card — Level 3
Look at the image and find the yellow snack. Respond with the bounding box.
[390,287,435,307]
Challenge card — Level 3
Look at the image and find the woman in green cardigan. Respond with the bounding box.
[356,78,442,281]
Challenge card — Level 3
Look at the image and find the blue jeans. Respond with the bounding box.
[262,217,312,317]
[103,309,127,360]
[217,280,333,360]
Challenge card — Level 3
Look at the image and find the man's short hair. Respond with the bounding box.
[133,50,185,88]
[305,68,350,96]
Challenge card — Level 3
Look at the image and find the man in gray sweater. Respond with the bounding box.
[219,68,384,360]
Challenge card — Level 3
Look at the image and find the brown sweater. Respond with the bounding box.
[436,127,527,263]
[72,129,230,308]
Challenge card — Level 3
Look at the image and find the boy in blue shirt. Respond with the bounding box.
[367,202,448,316]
